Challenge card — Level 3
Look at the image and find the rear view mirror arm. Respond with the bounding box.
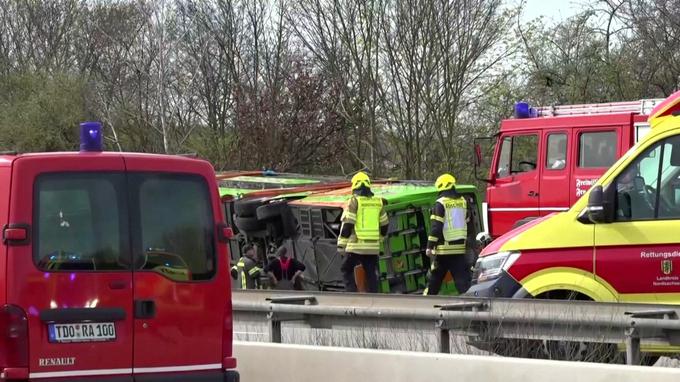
[474,137,494,184]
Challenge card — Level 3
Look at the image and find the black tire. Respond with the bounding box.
[256,201,290,220]
[512,216,538,230]
[234,215,265,232]
[225,370,240,382]
[234,199,265,217]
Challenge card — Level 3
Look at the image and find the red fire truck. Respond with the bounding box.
[475,99,664,238]
[0,122,238,381]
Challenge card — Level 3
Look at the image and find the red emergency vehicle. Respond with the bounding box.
[0,122,238,381]
[475,99,663,238]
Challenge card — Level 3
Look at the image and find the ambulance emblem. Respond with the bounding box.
[662,259,673,275]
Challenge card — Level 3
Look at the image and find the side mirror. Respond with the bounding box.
[580,185,614,224]
[585,185,605,223]
[474,143,483,167]
[475,231,492,248]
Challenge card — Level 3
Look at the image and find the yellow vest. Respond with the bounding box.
[354,196,382,241]
[435,196,467,255]
[341,196,384,255]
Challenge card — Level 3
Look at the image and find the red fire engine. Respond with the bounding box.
[0,122,238,381]
[475,99,664,238]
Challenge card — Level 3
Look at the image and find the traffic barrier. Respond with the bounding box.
[234,341,680,382]
[233,289,680,364]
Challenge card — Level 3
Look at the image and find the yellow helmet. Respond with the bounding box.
[435,173,456,191]
[351,171,371,190]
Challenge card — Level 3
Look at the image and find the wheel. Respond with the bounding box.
[225,370,240,382]
[256,201,290,220]
[234,198,265,217]
[234,215,266,232]
[258,201,299,238]
[535,290,622,363]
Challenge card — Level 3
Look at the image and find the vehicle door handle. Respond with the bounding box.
[134,299,156,319]
[528,191,539,197]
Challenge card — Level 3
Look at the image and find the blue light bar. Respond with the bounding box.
[514,102,531,118]
[80,121,103,152]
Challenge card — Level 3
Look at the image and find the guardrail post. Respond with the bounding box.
[264,295,318,344]
[437,320,451,354]
[268,313,283,343]
[625,327,640,365]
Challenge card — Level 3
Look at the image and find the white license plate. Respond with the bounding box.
[48,322,116,343]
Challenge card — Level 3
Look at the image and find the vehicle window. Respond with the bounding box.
[546,133,567,170]
[496,135,538,177]
[134,174,215,281]
[510,135,538,174]
[636,124,651,143]
[496,137,511,178]
[35,173,128,271]
[579,131,617,168]
[615,135,680,221]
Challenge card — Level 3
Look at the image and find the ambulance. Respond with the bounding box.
[0,122,238,381]
[469,90,680,307]
[475,98,664,238]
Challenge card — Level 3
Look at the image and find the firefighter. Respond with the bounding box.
[230,244,263,289]
[337,171,389,293]
[424,173,471,295]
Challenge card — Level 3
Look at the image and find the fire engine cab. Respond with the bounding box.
[475,98,664,238]
[469,90,680,308]
[0,123,238,381]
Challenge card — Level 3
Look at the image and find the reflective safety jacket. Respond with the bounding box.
[231,256,263,289]
[427,195,468,255]
[337,195,389,255]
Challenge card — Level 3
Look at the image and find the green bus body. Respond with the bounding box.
[223,174,483,295]
[288,183,484,294]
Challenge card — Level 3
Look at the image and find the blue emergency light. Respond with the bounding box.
[80,121,103,152]
[514,102,537,119]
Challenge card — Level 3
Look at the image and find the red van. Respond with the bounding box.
[0,123,238,381]
[476,99,663,238]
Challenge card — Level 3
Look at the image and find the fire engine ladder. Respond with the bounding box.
[380,207,429,293]
[535,99,664,117]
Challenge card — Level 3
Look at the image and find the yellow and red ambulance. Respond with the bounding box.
[469,90,680,305]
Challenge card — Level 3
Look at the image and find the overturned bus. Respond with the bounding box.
[223,174,484,295]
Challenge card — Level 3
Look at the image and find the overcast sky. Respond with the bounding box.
[513,0,585,24]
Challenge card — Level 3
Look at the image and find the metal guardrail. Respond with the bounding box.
[232,289,680,365]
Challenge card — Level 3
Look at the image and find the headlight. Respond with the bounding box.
[473,251,520,283]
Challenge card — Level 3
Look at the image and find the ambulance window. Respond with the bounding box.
[578,131,617,168]
[615,135,680,220]
[134,174,215,281]
[34,173,128,271]
[546,133,567,170]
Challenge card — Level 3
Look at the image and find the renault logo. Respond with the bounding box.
[662,259,673,275]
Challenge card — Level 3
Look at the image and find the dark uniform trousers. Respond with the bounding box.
[341,253,379,293]
[426,254,471,295]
